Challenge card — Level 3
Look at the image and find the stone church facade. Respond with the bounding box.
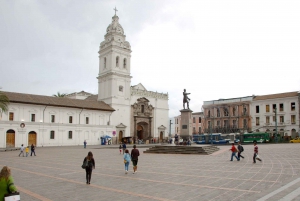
[0,12,169,148]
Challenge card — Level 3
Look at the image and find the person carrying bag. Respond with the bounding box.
[0,166,20,201]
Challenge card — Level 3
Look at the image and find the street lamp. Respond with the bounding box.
[274,107,278,143]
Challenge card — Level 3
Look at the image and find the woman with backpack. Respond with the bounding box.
[83,151,95,184]
[123,149,131,174]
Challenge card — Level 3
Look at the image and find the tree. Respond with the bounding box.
[53,92,67,97]
[0,91,9,113]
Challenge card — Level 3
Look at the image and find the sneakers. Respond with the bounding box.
[125,171,128,174]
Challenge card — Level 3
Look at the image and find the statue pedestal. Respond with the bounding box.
[180,109,193,141]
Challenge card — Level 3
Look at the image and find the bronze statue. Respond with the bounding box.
[183,89,191,109]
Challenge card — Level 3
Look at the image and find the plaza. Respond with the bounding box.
[2,143,300,201]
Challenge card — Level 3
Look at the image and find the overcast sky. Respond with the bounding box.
[1,0,300,118]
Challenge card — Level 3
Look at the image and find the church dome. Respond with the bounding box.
[106,15,124,35]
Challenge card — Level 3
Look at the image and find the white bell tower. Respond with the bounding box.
[97,9,132,136]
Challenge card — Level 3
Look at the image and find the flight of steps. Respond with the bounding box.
[143,145,219,155]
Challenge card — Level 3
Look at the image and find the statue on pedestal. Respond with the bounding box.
[183,89,191,109]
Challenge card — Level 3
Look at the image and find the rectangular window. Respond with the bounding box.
[266,116,270,124]
[256,117,260,126]
[266,105,270,112]
[217,121,220,126]
[291,115,296,124]
[280,116,284,123]
[50,131,55,139]
[199,117,201,123]
[291,102,295,111]
[51,115,55,123]
[176,127,178,133]
[69,116,73,123]
[193,117,195,123]
[273,116,275,122]
[193,127,196,133]
[68,131,72,139]
[256,105,259,113]
[198,127,201,133]
[243,119,247,128]
[224,120,228,127]
[86,117,89,124]
[141,105,144,113]
[279,103,284,112]
[208,121,211,128]
[233,120,236,127]
[9,112,14,121]
[31,114,35,122]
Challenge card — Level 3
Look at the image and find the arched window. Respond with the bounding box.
[104,57,106,68]
[123,58,126,68]
[116,56,119,67]
[68,131,72,139]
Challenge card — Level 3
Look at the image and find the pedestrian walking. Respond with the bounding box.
[84,140,87,149]
[30,144,36,156]
[25,146,29,157]
[175,134,178,145]
[123,149,131,174]
[131,145,140,174]
[122,142,126,154]
[83,151,95,184]
[0,166,18,201]
[18,144,25,157]
[237,141,244,159]
[229,143,239,161]
[253,141,262,163]
[119,144,122,154]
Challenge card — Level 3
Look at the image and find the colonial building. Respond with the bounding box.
[202,96,253,134]
[0,12,169,148]
[250,91,299,138]
[174,112,204,135]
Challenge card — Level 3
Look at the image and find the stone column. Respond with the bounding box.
[134,116,137,144]
[149,117,152,138]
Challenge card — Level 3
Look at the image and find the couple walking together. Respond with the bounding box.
[123,145,139,174]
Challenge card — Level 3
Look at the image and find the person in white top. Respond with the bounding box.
[18,144,25,157]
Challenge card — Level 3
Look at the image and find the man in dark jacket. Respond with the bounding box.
[131,145,140,174]
[237,141,244,159]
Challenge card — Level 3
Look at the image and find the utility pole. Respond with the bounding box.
[274,107,278,143]
[169,120,173,138]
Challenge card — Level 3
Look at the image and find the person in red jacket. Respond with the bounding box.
[229,143,240,161]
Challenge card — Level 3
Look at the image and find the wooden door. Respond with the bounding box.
[118,131,123,143]
[28,131,37,146]
[6,130,15,148]
[160,132,163,143]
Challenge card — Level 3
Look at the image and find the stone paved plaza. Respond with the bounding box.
[1,143,300,201]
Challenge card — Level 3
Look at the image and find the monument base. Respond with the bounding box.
[180,109,193,141]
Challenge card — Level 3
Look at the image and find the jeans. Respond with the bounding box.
[253,153,257,163]
[238,152,244,159]
[19,151,24,157]
[124,162,129,171]
[31,150,36,156]
[231,152,239,161]
[84,144,86,148]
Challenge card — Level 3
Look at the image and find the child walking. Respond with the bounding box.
[123,149,131,174]
[253,141,262,163]
[237,141,244,159]
[229,143,240,161]
[25,146,29,157]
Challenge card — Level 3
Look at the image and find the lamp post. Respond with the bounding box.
[209,123,213,145]
[169,120,172,138]
[274,107,278,143]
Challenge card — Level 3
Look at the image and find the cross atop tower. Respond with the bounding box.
[113,6,118,15]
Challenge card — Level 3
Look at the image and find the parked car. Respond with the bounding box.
[290,138,300,143]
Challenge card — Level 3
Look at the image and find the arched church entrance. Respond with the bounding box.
[6,129,15,148]
[137,125,143,140]
[119,131,123,143]
[28,131,37,146]
[160,131,163,143]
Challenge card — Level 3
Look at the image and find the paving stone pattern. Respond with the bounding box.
[1,144,300,201]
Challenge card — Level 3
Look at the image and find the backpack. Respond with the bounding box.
[240,145,244,152]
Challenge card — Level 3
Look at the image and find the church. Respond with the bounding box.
[0,12,169,148]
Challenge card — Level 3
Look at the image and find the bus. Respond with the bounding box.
[192,134,206,144]
[221,133,241,143]
[193,134,230,144]
[243,133,270,143]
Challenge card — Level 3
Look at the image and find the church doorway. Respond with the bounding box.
[28,131,37,146]
[160,131,163,143]
[137,125,143,140]
[119,131,123,143]
[6,129,15,148]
